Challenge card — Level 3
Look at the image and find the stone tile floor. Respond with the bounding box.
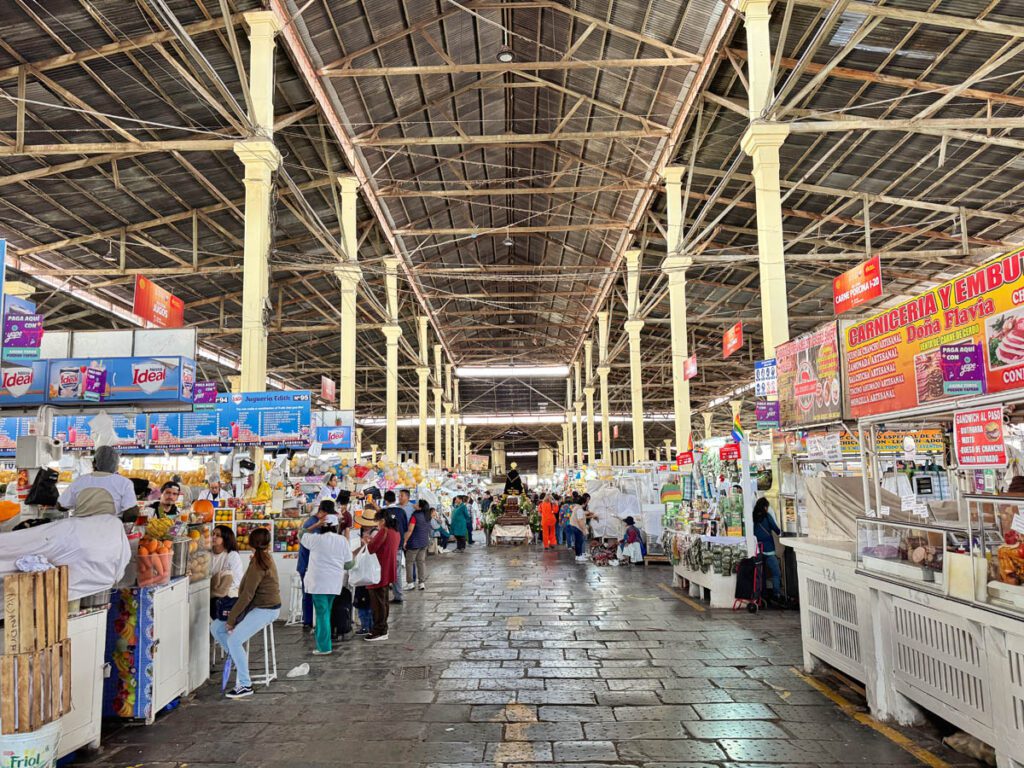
[69,543,981,767]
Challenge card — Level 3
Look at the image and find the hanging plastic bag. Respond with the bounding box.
[347,551,381,587]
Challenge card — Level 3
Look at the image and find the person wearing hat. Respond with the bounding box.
[314,472,342,507]
[297,499,334,631]
[300,504,354,655]
[618,516,646,565]
[353,508,378,635]
[365,508,400,641]
[57,445,139,520]
[449,495,471,552]
[503,462,524,495]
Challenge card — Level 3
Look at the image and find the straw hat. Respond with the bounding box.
[356,508,378,528]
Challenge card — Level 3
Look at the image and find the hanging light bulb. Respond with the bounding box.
[496,45,514,63]
[507,313,515,324]
[503,234,514,247]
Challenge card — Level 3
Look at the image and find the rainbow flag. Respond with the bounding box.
[731,412,745,443]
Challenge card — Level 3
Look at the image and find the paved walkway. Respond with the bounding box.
[72,543,979,768]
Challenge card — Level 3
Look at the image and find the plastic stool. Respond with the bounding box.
[286,573,304,626]
[245,621,278,687]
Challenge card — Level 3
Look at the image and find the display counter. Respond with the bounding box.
[187,579,210,693]
[787,535,1024,767]
[56,608,108,760]
[670,533,744,608]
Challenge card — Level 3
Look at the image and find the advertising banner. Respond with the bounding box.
[148,411,222,448]
[133,275,184,328]
[755,401,780,429]
[193,381,217,409]
[719,442,741,460]
[676,451,694,467]
[776,322,843,428]
[315,425,353,450]
[0,361,47,405]
[320,376,336,403]
[0,416,34,453]
[723,322,743,359]
[83,365,106,402]
[939,343,985,396]
[2,313,43,361]
[684,354,697,381]
[843,246,1024,418]
[52,414,146,450]
[467,453,490,472]
[833,255,883,315]
[754,359,777,398]
[215,391,312,446]
[45,356,195,404]
[807,432,843,462]
[953,406,1007,468]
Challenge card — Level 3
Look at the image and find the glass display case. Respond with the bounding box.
[856,517,972,595]
[965,494,1024,615]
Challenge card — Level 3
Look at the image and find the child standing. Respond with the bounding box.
[353,521,374,635]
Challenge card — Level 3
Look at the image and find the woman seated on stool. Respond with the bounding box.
[210,527,281,699]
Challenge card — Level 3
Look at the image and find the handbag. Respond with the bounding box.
[26,467,60,507]
[348,551,381,587]
[213,596,240,622]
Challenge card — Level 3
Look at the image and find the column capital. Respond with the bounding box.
[433,386,443,395]
[383,255,401,271]
[334,261,362,283]
[662,253,693,272]
[740,122,790,157]
[596,365,610,377]
[381,323,403,342]
[416,366,430,377]
[623,248,641,267]
[337,174,359,194]
[624,318,645,335]
[663,166,685,185]
[584,386,595,397]
[244,10,284,38]
[233,139,281,174]
[737,0,771,17]
[444,402,453,412]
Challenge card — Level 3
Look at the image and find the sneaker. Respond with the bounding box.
[355,627,370,636]
[311,649,332,656]
[418,582,426,591]
[226,685,254,699]
[390,598,404,604]
[404,582,416,590]
[575,555,587,562]
[365,633,389,642]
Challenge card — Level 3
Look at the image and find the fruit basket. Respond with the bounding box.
[273,518,303,552]
[236,521,273,551]
[186,524,212,582]
[136,538,172,587]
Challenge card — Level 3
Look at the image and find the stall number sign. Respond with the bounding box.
[953,406,1007,468]
[754,358,777,398]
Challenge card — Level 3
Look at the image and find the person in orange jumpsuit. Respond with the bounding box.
[539,494,558,549]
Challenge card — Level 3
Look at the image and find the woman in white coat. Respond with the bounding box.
[300,511,352,655]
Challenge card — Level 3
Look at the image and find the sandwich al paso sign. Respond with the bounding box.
[953,406,1007,468]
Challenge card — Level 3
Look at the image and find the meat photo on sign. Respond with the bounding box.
[985,308,1024,368]
[914,349,945,404]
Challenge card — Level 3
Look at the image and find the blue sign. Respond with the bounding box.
[45,356,196,404]
[3,295,36,317]
[754,358,778,399]
[216,391,312,447]
[316,425,354,450]
[52,414,146,451]
[148,411,222,448]
[0,415,34,453]
[0,360,47,405]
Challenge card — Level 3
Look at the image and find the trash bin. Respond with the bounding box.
[0,720,62,768]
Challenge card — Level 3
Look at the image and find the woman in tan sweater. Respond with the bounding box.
[210,528,281,698]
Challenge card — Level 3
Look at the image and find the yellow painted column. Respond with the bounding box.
[444,364,453,468]
[663,165,692,454]
[453,378,462,470]
[370,443,378,465]
[355,427,363,460]
[597,310,611,464]
[433,344,443,467]
[416,316,429,467]
[460,426,468,470]
[624,248,645,464]
[564,377,575,468]
[703,412,714,441]
[573,361,584,467]
[336,172,362,465]
[556,440,563,469]
[583,338,595,466]
[740,0,791,356]
[382,257,402,463]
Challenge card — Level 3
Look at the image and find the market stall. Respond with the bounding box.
[787,247,1024,767]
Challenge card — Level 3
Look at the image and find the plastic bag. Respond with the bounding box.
[347,551,380,587]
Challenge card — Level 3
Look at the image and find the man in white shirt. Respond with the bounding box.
[57,446,139,520]
[197,479,226,506]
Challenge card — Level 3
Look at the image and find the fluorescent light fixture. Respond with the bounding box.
[456,365,570,378]
[507,451,538,457]
[357,412,675,427]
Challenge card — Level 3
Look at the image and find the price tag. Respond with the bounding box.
[1012,513,1024,535]
[901,494,917,512]
[866,508,877,518]
[879,505,891,517]
[914,504,930,518]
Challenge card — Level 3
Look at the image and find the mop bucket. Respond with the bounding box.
[0,720,62,768]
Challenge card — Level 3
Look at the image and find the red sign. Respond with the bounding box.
[321,375,336,403]
[953,406,1007,468]
[676,451,694,467]
[613,425,619,439]
[723,322,743,359]
[719,442,741,460]
[133,275,184,328]
[684,354,697,381]
[834,255,883,315]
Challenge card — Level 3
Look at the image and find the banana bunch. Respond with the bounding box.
[146,517,174,540]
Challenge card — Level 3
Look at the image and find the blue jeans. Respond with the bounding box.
[392,552,403,600]
[357,606,373,632]
[210,607,280,688]
[299,572,313,627]
[569,527,585,557]
[555,522,565,545]
[764,552,782,597]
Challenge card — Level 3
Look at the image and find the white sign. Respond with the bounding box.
[1012,513,1024,536]
[914,503,930,518]
[879,505,891,517]
[754,358,778,399]
[807,432,842,463]
[900,494,917,512]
